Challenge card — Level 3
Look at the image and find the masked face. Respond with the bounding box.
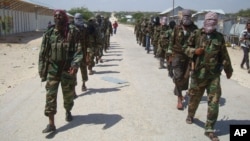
[74,13,84,26]
[54,10,67,27]
[182,15,192,26]
[203,12,218,34]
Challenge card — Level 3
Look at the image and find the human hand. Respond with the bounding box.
[168,55,173,63]
[68,67,78,75]
[194,48,204,55]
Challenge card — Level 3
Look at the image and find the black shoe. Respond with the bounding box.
[42,124,56,133]
[65,111,73,122]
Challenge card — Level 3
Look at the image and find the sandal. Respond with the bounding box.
[42,124,56,133]
[186,116,193,124]
[204,132,220,141]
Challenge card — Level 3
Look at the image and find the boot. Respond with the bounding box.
[82,82,87,91]
[42,114,56,133]
[65,111,73,122]
[177,96,184,110]
[89,70,94,75]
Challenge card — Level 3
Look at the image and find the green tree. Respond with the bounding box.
[68,7,94,20]
[132,12,144,21]
[235,8,250,17]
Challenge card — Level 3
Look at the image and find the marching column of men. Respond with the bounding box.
[134,10,233,141]
[38,10,113,133]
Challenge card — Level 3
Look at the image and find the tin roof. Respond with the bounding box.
[192,9,225,17]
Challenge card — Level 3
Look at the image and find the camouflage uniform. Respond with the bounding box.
[140,18,149,47]
[168,23,197,96]
[74,13,90,92]
[157,24,169,68]
[95,15,105,63]
[152,17,161,56]
[185,28,233,133]
[38,23,83,117]
[104,17,113,52]
[86,18,98,75]
[134,20,140,43]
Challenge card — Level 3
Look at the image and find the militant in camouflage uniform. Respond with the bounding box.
[95,14,105,64]
[86,17,98,75]
[152,16,161,57]
[38,10,83,133]
[165,20,176,77]
[134,19,141,43]
[184,12,233,141]
[104,16,113,52]
[73,13,90,93]
[140,17,149,47]
[167,9,198,110]
[157,22,169,69]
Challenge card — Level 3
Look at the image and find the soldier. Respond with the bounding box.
[95,14,105,64]
[152,16,161,57]
[134,19,140,43]
[184,12,233,141]
[73,13,89,93]
[165,20,176,77]
[104,16,113,52]
[86,17,98,75]
[38,10,83,133]
[157,21,169,69]
[140,17,149,47]
[167,9,198,110]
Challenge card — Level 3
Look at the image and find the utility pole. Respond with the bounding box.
[172,0,175,19]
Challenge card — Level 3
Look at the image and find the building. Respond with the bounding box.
[0,0,54,36]
[159,6,184,24]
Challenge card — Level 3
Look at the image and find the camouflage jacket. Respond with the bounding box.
[152,24,161,43]
[158,25,170,50]
[38,24,83,81]
[184,28,233,79]
[168,24,198,54]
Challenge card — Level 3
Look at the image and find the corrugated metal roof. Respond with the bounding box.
[21,0,54,9]
[192,9,225,17]
[159,6,183,15]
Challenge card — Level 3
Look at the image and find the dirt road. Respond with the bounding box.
[0,24,250,141]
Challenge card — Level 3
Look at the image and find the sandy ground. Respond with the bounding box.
[0,29,249,96]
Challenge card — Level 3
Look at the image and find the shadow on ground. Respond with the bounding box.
[78,85,129,97]
[192,117,250,136]
[45,113,123,139]
[0,31,44,44]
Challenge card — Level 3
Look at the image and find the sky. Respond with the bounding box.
[35,0,250,13]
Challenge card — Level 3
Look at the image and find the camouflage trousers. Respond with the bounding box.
[188,76,221,132]
[104,35,110,51]
[44,70,75,116]
[79,60,88,82]
[87,49,95,70]
[172,54,189,96]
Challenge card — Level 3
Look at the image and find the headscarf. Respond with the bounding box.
[203,12,218,34]
[169,20,176,29]
[74,13,84,27]
[182,9,192,26]
[53,9,68,26]
[53,9,68,38]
